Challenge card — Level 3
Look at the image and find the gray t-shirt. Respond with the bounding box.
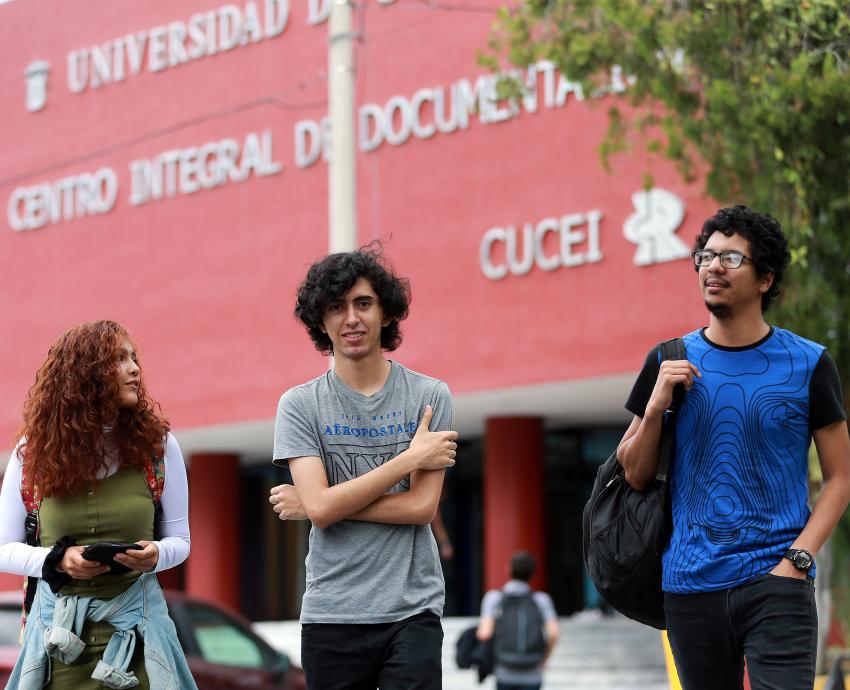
[481,580,558,684]
[273,360,451,624]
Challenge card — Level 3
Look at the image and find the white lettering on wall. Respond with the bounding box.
[129,129,282,206]
[622,188,689,265]
[4,130,285,231]
[307,0,330,25]
[7,168,118,231]
[66,0,289,94]
[294,117,331,168]
[295,62,622,167]
[480,210,603,280]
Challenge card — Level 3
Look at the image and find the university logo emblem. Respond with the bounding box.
[622,187,689,266]
[25,61,50,112]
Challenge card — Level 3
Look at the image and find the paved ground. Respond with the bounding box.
[255,610,672,689]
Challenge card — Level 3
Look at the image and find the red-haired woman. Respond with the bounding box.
[0,320,197,689]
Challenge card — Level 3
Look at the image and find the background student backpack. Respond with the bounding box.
[582,337,685,630]
[19,453,165,630]
[493,591,547,669]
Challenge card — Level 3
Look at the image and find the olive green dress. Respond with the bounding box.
[38,467,154,689]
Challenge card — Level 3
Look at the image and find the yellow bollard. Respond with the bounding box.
[662,631,682,690]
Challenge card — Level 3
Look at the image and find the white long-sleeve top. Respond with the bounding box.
[0,433,191,577]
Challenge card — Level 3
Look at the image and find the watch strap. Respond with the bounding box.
[783,548,814,572]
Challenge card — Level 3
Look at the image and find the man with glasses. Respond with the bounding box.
[617,205,850,690]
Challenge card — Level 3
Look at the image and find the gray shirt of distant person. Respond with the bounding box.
[481,580,558,685]
[273,360,451,624]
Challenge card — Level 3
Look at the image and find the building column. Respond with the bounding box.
[186,453,240,610]
[0,573,19,591]
[483,417,547,592]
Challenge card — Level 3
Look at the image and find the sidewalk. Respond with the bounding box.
[255,610,671,690]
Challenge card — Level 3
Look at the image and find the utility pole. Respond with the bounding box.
[328,0,357,253]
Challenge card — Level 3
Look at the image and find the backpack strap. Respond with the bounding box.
[20,463,42,621]
[21,466,42,548]
[656,337,686,482]
[145,443,166,541]
[21,476,41,515]
[144,452,165,502]
[495,587,534,615]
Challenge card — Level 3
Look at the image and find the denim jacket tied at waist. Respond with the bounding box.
[6,572,197,690]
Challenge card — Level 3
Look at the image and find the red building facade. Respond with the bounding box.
[0,0,709,616]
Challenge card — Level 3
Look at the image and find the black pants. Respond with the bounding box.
[664,574,817,690]
[301,611,443,690]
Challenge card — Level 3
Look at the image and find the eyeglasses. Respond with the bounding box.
[692,250,753,269]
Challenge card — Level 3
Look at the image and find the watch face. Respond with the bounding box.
[793,551,813,570]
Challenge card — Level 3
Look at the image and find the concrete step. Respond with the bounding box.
[255,611,671,690]
[441,613,670,690]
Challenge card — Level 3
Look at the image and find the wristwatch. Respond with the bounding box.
[784,548,814,573]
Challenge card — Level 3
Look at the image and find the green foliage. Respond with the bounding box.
[486,0,850,395]
[486,0,850,635]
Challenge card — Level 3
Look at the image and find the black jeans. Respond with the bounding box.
[301,611,443,690]
[664,574,817,690]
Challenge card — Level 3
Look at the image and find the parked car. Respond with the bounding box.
[0,589,305,690]
[0,591,21,688]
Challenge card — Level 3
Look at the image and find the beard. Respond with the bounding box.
[705,300,733,319]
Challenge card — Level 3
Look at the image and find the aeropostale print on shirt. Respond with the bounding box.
[273,361,452,624]
[320,411,419,488]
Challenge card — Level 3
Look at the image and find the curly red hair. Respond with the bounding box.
[18,320,170,498]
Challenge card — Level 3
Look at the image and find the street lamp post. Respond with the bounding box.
[328,0,357,253]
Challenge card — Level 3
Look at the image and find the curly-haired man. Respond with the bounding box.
[269,246,458,690]
[618,205,850,689]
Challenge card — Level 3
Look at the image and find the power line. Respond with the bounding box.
[410,0,497,15]
[1,0,499,189]
[0,93,326,189]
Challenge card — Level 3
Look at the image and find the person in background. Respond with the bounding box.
[477,551,559,690]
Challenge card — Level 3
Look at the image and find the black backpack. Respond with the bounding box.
[582,338,685,630]
[493,591,546,669]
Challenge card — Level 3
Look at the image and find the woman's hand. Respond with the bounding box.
[59,546,111,580]
[113,541,159,572]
